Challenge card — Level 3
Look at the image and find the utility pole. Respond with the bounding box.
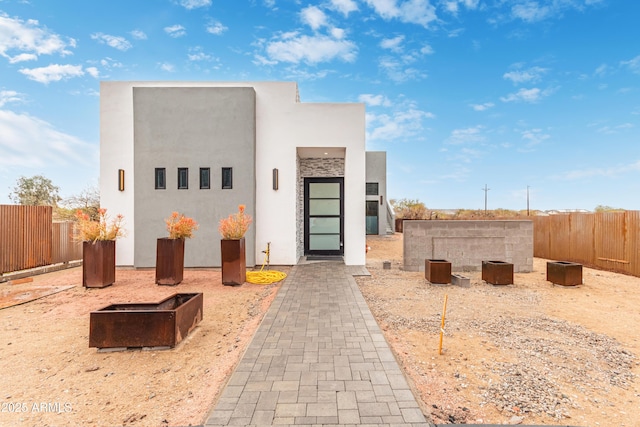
[527,185,530,216]
[482,184,490,215]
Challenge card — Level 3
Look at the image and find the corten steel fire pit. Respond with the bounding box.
[547,261,583,286]
[425,259,451,284]
[89,293,203,349]
[482,260,514,285]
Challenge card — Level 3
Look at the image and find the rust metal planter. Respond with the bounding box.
[547,261,583,286]
[83,240,116,288]
[156,238,185,286]
[482,260,514,285]
[395,218,404,233]
[425,259,451,284]
[221,238,246,286]
[89,293,203,349]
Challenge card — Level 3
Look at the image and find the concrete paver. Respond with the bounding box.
[205,261,432,426]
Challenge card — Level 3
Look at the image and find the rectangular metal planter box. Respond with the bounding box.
[83,240,116,288]
[425,259,451,284]
[221,238,246,286]
[156,238,185,286]
[89,293,203,349]
[547,261,583,286]
[482,260,514,285]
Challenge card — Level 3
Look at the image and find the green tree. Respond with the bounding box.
[390,198,429,219]
[9,175,61,206]
[594,205,624,212]
[56,185,100,221]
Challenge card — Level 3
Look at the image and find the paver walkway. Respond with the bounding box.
[205,261,432,426]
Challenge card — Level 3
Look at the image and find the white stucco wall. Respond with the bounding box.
[100,81,366,266]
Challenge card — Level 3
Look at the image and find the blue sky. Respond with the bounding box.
[1,0,638,211]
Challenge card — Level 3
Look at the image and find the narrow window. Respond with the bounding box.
[155,168,166,189]
[366,182,379,195]
[222,167,232,189]
[178,168,189,189]
[200,168,210,189]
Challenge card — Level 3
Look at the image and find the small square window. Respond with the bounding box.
[155,168,166,190]
[222,167,232,189]
[178,168,189,189]
[200,168,210,189]
[366,182,379,196]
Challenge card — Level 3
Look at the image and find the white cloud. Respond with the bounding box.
[330,27,345,39]
[500,87,552,103]
[358,94,392,107]
[366,100,435,142]
[0,110,97,169]
[521,128,549,146]
[329,0,359,16]
[130,29,147,40]
[85,67,100,78]
[178,0,211,9]
[380,35,405,52]
[8,53,38,63]
[420,43,434,55]
[262,32,357,65]
[511,1,552,22]
[18,63,84,84]
[364,0,438,27]
[379,56,426,82]
[159,62,176,72]
[442,0,480,15]
[621,55,640,74]
[559,160,640,180]
[99,57,123,70]
[206,21,228,35]
[187,47,213,61]
[470,102,494,111]
[300,5,327,30]
[0,90,23,107]
[0,13,75,62]
[91,33,132,51]
[445,125,485,145]
[164,25,187,38]
[503,66,548,84]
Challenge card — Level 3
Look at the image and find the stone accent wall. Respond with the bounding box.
[403,220,533,273]
[296,157,345,260]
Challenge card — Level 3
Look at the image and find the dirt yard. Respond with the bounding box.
[359,233,640,427]
[0,267,284,427]
[1,234,639,427]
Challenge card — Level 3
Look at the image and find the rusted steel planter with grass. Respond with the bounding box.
[547,261,583,286]
[89,293,203,349]
[155,238,185,286]
[221,238,246,286]
[482,260,514,285]
[82,240,116,288]
[425,259,451,284]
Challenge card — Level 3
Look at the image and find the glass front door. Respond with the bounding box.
[304,178,343,256]
[366,200,379,235]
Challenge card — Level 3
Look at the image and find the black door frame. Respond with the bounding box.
[304,177,344,256]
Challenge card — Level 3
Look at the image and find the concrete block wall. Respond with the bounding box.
[403,220,533,273]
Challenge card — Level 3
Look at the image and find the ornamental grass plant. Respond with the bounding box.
[219,204,252,239]
[165,212,198,239]
[75,208,125,242]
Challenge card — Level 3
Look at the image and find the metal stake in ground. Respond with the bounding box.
[439,294,448,355]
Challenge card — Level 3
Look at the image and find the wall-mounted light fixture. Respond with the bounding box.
[272,168,279,190]
[118,169,125,191]
[380,195,384,205]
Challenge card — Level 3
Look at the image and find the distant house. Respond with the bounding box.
[99,81,390,268]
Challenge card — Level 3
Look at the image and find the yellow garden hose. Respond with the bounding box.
[245,242,287,285]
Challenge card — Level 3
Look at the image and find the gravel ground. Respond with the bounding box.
[357,233,640,426]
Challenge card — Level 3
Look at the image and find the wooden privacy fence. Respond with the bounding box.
[0,205,82,275]
[531,211,640,277]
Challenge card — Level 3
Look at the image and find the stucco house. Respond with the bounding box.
[99,81,391,268]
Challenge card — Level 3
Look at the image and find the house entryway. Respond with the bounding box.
[304,177,344,257]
